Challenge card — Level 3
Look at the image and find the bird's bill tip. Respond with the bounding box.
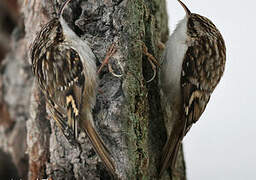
[177,0,191,16]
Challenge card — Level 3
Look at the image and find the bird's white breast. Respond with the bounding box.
[159,16,188,135]
[160,16,188,104]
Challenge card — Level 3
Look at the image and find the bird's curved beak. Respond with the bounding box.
[60,0,73,16]
[177,0,191,16]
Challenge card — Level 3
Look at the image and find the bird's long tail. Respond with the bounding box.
[159,118,187,177]
[81,112,116,177]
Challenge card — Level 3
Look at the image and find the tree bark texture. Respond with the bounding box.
[0,0,186,179]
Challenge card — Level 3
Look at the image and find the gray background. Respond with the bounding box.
[166,1,255,179]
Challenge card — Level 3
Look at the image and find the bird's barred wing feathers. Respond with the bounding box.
[34,43,85,143]
[181,34,225,132]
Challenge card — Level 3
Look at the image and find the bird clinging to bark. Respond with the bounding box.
[30,0,116,175]
[159,0,226,177]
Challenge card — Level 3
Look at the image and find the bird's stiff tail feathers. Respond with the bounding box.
[159,118,187,177]
[65,89,116,176]
[81,114,116,177]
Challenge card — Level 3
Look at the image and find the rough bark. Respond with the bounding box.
[0,0,186,179]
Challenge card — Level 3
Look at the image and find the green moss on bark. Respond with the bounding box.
[122,0,186,179]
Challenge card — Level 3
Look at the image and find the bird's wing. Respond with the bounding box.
[181,35,223,132]
[36,44,84,144]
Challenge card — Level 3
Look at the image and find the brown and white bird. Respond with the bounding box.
[159,0,226,176]
[30,0,115,175]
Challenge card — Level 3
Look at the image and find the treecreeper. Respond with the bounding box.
[30,0,116,176]
[159,0,226,177]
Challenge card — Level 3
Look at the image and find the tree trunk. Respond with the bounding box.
[0,0,186,179]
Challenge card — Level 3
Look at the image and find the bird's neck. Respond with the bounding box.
[60,16,79,40]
